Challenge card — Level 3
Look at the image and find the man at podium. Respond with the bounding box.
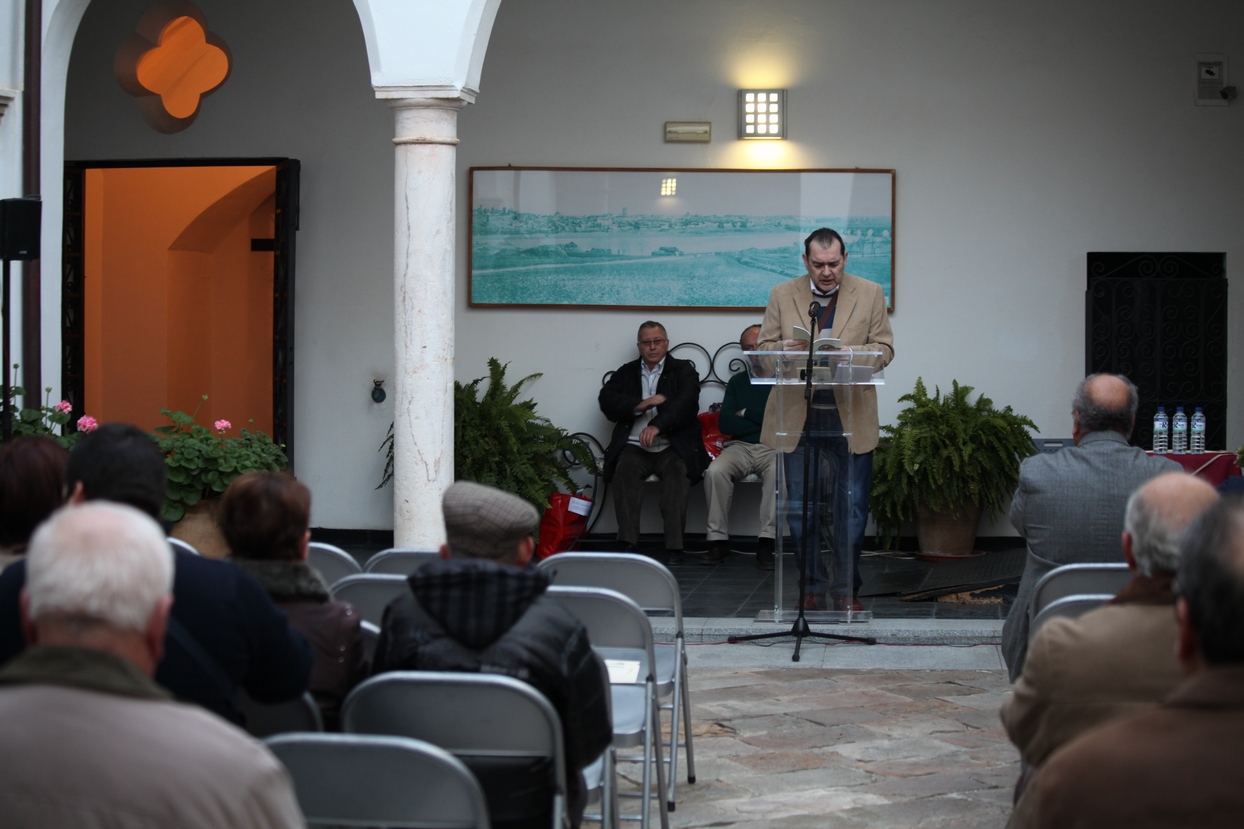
[758,228,894,611]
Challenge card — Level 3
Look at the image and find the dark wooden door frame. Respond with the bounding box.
[61,157,299,467]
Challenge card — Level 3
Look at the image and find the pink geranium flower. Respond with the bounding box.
[53,400,73,414]
[77,415,99,432]
[214,419,232,432]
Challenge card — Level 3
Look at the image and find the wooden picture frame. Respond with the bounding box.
[469,167,895,311]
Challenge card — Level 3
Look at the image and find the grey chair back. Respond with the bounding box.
[538,552,695,809]
[265,732,490,829]
[342,672,566,829]
[167,537,200,556]
[237,691,323,738]
[1030,563,1130,621]
[364,548,440,575]
[329,574,409,627]
[1030,593,1113,639]
[308,541,362,587]
[547,585,669,829]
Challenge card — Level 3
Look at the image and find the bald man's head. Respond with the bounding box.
[1073,373,1139,438]
[1124,472,1219,575]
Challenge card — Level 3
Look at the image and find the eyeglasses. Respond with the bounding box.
[638,338,667,347]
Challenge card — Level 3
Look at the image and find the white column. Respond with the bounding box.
[386,96,465,547]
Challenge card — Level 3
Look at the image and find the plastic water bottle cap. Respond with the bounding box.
[1157,406,1166,413]
[1176,406,1185,413]
[1195,407,1203,413]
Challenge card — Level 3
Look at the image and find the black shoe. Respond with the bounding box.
[700,540,731,565]
[665,549,685,566]
[756,538,775,571]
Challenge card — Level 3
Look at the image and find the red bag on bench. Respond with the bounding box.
[537,491,593,559]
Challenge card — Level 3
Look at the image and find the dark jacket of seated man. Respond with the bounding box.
[372,481,613,829]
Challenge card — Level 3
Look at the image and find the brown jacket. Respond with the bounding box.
[1010,665,1244,829]
[234,558,369,729]
[757,273,894,454]
[1001,572,1182,767]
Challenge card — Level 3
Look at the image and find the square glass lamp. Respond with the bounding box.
[738,89,787,139]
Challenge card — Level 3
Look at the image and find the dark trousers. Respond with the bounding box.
[612,445,689,550]
[782,406,873,600]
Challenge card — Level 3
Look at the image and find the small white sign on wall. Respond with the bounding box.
[1195,53,1229,107]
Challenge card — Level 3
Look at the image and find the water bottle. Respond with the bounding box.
[1171,406,1188,453]
[1152,407,1169,453]
[1190,407,1207,453]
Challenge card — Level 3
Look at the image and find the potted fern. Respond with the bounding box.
[870,378,1037,557]
[379,358,591,518]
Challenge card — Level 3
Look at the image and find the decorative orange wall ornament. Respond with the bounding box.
[115,1,231,133]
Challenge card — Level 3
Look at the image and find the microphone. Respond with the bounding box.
[808,301,821,328]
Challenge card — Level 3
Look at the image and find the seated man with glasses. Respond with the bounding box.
[599,321,709,565]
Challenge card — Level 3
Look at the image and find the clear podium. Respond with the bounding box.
[743,347,886,624]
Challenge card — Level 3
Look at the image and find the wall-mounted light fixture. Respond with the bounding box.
[738,89,787,139]
[661,178,677,196]
[371,379,386,403]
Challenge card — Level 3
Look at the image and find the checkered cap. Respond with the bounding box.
[442,481,539,559]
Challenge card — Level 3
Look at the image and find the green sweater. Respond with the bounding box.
[718,371,772,444]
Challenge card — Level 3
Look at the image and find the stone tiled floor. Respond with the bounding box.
[652,643,1019,829]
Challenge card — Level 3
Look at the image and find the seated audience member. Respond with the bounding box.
[0,502,303,828]
[1010,494,1244,828]
[1001,472,1218,789]
[0,423,312,723]
[0,436,69,570]
[220,471,368,729]
[599,320,709,565]
[1002,373,1179,679]
[702,323,778,569]
[373,480,612,829]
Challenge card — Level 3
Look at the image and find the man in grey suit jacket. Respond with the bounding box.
[1001,374,1180,680]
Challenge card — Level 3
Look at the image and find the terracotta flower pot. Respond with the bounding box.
[915,502,982,558]
[170,500,231,558]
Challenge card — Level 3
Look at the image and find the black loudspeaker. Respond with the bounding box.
[0,197,41,261]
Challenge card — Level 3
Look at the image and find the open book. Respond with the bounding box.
[791,325,842,351]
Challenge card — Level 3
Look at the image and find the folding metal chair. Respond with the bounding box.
[342,671,606,829]
[167,537,200,556]
[237,690,323,738]
[364,548,440,575]
[308,541,362,588]
[538,553,694,811]
[548,585,669,829]
[329,573,409,627]
[1030,593,1114,639]
[266,732,490,828]
[1029,563,1130,623]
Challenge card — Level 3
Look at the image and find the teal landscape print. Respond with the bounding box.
[469,168,894,310]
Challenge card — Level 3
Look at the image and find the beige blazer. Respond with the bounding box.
[757,273,894,454]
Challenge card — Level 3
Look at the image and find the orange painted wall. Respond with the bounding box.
[83,166,276,434]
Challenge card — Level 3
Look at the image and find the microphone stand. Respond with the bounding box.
[729,300,876,660]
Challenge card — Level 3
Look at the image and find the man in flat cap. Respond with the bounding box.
[372,481,612,829]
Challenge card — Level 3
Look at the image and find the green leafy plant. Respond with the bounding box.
[378,359,594,517]
[151,396,287,522]
[871,377,1038,549]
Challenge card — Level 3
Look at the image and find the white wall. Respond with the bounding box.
[455,0,1244,536]
[57,0,1244,533]
[63,0,398,529]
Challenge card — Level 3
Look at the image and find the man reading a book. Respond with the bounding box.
[757,228,894,612]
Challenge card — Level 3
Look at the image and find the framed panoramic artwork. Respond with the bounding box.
[468,167,895,311]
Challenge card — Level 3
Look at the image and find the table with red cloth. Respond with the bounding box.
[1146,451,1242,486]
